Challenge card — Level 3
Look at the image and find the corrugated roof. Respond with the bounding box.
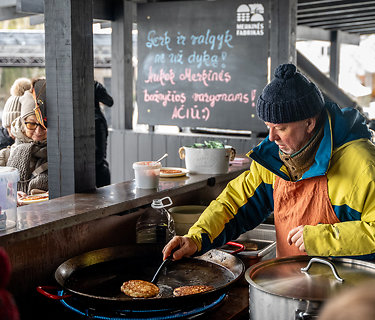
[298,0,375,35]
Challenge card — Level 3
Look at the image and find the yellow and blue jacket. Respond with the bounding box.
[187,102,375,259]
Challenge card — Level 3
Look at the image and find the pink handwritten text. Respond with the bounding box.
[144,66,176,86]
[171,105,210,121]
[192,92,249,107]
[143,89,186,107]
[179,68,231,87]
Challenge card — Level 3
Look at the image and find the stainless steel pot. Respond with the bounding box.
[245,256,375,320]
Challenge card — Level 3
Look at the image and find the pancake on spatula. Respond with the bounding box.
[121,280,159,298]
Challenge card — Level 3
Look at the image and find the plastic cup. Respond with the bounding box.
[0,167,19,230]
[133,161,161,189]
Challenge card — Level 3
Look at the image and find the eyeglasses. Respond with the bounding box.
[24,122,46,130]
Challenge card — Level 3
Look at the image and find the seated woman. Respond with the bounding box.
[0,77,32,149]
[0,78,47,204]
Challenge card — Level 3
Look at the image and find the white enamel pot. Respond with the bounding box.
[178,145,235,174]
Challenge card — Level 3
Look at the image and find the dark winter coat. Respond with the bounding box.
[94,81,113,188]
[0,127,14,150]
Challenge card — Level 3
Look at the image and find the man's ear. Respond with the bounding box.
[306,117,317,134]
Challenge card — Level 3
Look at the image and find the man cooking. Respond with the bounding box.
[163,63,375,261]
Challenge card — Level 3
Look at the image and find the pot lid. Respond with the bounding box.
[245,256,375,301]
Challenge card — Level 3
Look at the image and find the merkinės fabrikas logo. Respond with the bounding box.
[236,3,265,36]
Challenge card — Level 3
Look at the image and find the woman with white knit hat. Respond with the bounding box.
[0,78,32,149]
[0,77,48,204]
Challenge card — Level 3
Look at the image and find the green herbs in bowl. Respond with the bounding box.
[189,141,225,149]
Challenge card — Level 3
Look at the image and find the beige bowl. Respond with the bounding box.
[169,205,207,236]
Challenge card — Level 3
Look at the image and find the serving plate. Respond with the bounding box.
[19,193,49,204]
[160,167,188,178]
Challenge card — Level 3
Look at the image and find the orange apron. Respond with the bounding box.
[273,175,340,257]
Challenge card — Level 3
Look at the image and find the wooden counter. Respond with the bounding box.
[0,163,249,247]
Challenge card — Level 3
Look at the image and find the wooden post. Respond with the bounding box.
[270,0,297,73]
[330,30,341,84]
[108,0,134,182]
[111,0,134,130]
[44,0,96,197]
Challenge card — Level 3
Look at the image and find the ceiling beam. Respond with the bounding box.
[298,0,375,11]
[315,19,375,30]
[298,0,351,5]
[348,29,375,35]
[0,0,16,8]
[298,7,375,19]
[0,6,31,21]
[29,14,43,25]
[0,0,372,38]
[16,0,43,14]
[344,25,375,32]
[17,0,116,20]
[297,25,359,44]
[298,11,375,24]
[300,16,375,28]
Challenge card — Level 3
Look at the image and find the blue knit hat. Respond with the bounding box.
[256,63,325,123]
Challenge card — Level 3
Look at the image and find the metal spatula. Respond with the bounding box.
[151,248,177,284]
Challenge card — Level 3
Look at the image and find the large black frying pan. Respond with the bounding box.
[39,244,244,310]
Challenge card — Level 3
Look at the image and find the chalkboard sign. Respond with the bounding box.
[137,0,269,132]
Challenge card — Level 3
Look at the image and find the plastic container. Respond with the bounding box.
[0,167,19,230]
[136,196,176,244]
[133,161,162,189]
[169,205,207,236]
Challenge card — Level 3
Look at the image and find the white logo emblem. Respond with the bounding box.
[236,3,265,36]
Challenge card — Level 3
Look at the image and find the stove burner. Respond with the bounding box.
[58,290,226,319]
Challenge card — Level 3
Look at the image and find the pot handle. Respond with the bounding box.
[295,300,320,320]
[225,241,245,255]
[36,286,72,300]
[301,257,344,282]
[229,147,236,161]
[178,147,185,160]
[295,310,319,320]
